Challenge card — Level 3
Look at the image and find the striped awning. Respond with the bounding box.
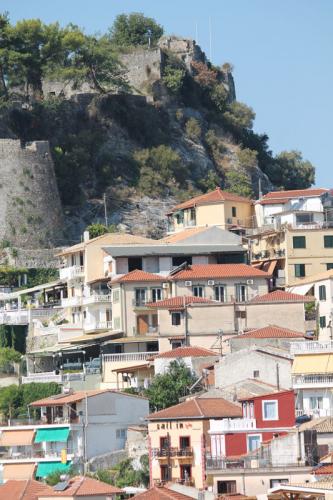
[3,463,36,481]
[0,429,35,446]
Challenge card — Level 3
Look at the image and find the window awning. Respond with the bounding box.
[3,463,36,481]
[287,283,313,295]
[292,354,333,374]
[35,427,70,443]
[36,461,71,478]
[0,429,35,446]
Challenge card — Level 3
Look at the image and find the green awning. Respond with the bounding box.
[36,461,71,478]
[35,427,70,443]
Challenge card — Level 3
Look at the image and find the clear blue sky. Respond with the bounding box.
[2,0,332,186]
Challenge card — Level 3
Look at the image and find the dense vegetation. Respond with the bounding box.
[0,382,60,420]
[0,11,316,215]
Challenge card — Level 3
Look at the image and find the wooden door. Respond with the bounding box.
[137,315,149,334]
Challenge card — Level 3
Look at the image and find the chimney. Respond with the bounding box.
[83,231,90,242]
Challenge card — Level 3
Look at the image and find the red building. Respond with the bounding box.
[209,390,295,458]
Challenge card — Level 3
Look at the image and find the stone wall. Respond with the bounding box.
[0,139,64,248]
[120,48,162,94]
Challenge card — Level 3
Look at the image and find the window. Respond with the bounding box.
[296,213,313,225]
[320,316,326,328]
[270,479,288,488]
[135,288,146,306]
[171,341,183,349]
[217,481,236,494]
[180,436,190,450]
[128,257,143,272]
[160,436,169,449]
[294,264,305,277]
[247,435,261,452]
[214,285,226,302]
[171,312,181,326]
[232,206,237,217]
[160,465,170,481]
[293,236,306,249]
[309,396,323,410]
[116,429,127,439]
[190,208,196,221]
[327,263,333,270]
[172,256,192,267]
[253,370,260,379]
[151,288,162,302]
[193,285,204,297]
[235,310,246,319]
[180,465,192,481]
[319,285,326,301]
[262,400,278,420]
[235,284,247,302]
[324,236,333,248]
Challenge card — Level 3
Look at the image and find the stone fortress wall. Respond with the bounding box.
[0,139,64,249]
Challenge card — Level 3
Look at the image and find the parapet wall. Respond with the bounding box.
[0,139,64,249]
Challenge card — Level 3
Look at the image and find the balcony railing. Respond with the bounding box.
[210,418,256,433]
[0,448,77,460]
[82,294,112,305]
[205,455,306,470]
[151,447,193,458]
[290,340,333,355]
[59,265,84,281]
[132,299,148,308]
[103,352,158,363]
[133,326,159,336]
[22,372,62,384]
[296,408,333,418]
[292,374,333,388]
[61,296,82,307]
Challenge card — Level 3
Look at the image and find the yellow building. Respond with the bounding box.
[147,397,242,489]
[250,226,333,286]
[167,187,254,233]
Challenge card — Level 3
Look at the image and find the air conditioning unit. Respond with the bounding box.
[162,282,169,289]
[207,280,215,286]
[184,281,192,287]
[246,279,254,285]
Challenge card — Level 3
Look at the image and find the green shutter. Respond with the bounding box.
[35,427,70,443]
[293,236,306,249]
[36,461,71,478]
[324,236,333,248]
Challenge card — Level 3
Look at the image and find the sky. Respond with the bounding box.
[2,0,332,187]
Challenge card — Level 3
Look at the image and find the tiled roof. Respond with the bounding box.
[132,486,194,500]
[288,269,333,287]
[146,296,215,309]
[30,389,146,407]
[238,389,294,402]
[161,226,209,243]
[155,346,218,358]
[147,397,242,420]
[299,417,333,433]
[112,269,165,283]
[313,464,333,475]
[38,476,123,497]
[170,264,271,280]
[169,187,252,212]
[0,479,52,500]
[258,188,328,205]
[250,289,314,303]
[236,325,306,339]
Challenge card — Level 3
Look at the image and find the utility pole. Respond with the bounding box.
[103,193,108,227]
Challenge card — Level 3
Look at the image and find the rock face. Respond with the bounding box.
[0,139,64,249]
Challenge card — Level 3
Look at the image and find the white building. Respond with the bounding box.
[0,389,149,482]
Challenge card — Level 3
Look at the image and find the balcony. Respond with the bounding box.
[0,448,77,462]
[292,374,333,389]
[133,326,159,336]
[86,320,112,331]
[0,307,58,325]
[205,455,306,470]
[296,408,333,418]
[151,447,193,459]
[210,418,256,433]
[103,352,158,363]
[59,265,84,281]
[61,296,82,307]
[132,299,148,308]
[22,372,62,384]
[290,340,333,355]
[82,294,112,305]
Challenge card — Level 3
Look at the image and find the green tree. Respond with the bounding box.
[223,101,255,130]
[93,456,149,488]
[237,148,258,169]
[0,382,60,420]
[85,223,117,239]
[145,360,198,411]
[109,13,163,47]
[224,169,254,198]
[210,83,228,113]
[0,325,8,348]
[185,118,201,141]
[46,466,76,486]
[163,66,186,94]
[273,150,315,190]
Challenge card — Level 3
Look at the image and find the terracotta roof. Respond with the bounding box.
[146,296,215,309]
[112,269,165,283]
[0,479,51,500]
[258,188,328,205]
[250,289,314,303]
[161,226,209,243]
[155,346,218,358]
[170,264,271,280]
[288,270,333,287]
[132,486,194,500]
[299,417,333,433]
[147,397,242,420]
[313,464,333,475]
[169,187,252,213]
[236,325,307,339]
[38,476,123,497]
[238,389,294,402]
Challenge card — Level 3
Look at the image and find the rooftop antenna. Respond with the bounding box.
[209,16,212,61]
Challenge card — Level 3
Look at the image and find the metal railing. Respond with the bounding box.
[210,418,256,432]
[0,448,77,460]
[103,352,157,363]
[292,374,333,387]
[82,294,112,305]
[59,265,84,280]
[296,408,333,418]
[151,447,193,458]
[205,455,306,470]
[290,340,333,355]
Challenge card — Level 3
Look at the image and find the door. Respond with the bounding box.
[137,315,149,335]
[247,435,261,452]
